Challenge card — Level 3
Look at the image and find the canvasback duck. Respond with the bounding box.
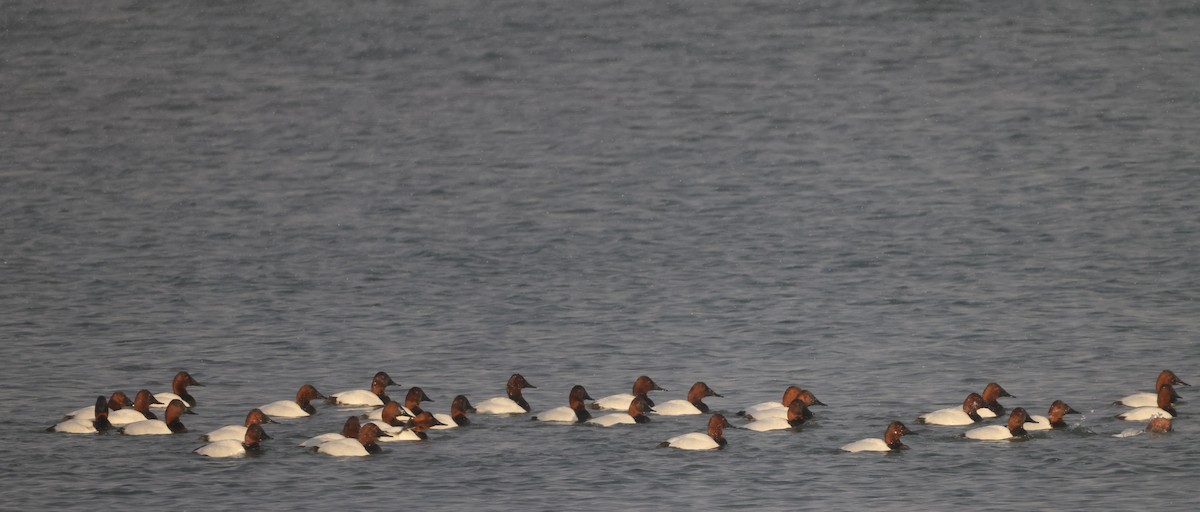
[398,387,434,417]
[653,382,723,416]
[534,385,596,423]
[976,383,1013,419]
[475,374,536,414]
[329,371,398,407]
[658,414,731,451]
[49,396,112,434]
[300,416,362,447]
[121,399,193,435]
[194,424,271,458]
[587,394,654,427]
[1147,417,1173,433]
[590,376,665,411]
[1115,370,1188,407]
[109,390,162,426]
[1114,417,1174,438]
[64,391,132,420]
[259,384,326,418]
[737,386,825,420]
[1116,385,1177,421]
[1026,400,1080,431]
[153,371,203,409]
[200,408,276,442]
[964,407,1036,440]
[745,399,811,432]
[378,411,446,441]
[366,401,409,430]
[316,423,390,456]
[431,395,476,429]
[916,393,990,426]
[841,421,916,452]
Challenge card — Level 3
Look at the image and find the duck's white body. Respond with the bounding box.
[474,397,527,414]
[918,407,977,426]
[299,433,346,447]
[152,393,186,408]
[258,400,310,418]
[744,417,795,432]
[592,394,637,411]
[51,419,101,434]
[652,400,703,416]
[329,390,384,407]
[430,413,460,429]
[376,429,423,442]
[1116,407,1173,421]
[535,406,583,423]
[107,409,152,426]
[740,401,785,419]
[1025,415,1062,431]
[202,425,249,443]
[963,425,1016,440]
[977,408,998,419]
[840,438,893,452]
[587,413,638,427]
[121,419,174,436]
[193,440,248,458]
[64,405,97,420]
[661,432,721,450]
[316,438,370,456]
[1116,392,1158,407]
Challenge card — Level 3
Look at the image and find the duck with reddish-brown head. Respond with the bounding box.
[535,385,596,423]
[654,382,723,416]
[587,394,654,427]
[591,376,666,411]
[475,374,537,414]
[259,384,326,418]
[659,414,732,450]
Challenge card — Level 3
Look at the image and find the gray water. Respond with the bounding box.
[2,1,1198,510]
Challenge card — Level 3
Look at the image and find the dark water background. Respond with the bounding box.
[2,1,1198,510]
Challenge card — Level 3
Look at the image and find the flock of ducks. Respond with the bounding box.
[48,369,1188,456]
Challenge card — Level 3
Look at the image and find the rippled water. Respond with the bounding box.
[3,1,1198,510]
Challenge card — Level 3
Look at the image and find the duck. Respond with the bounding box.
[64,391,131,420]
[259,384,326,418]
[474,374,536,414]
[841,421,917,452]
[736,386,826,420]
[366,401,410,430]
[1147,417,1173,433]
[1116,385,1177,421]
[378,411,446,441]
[590,376,665,411]
[1026,400,1080,431]
[109,390,162,426]
[299,416,362,447]
[657,414,731,450]
[587,394,654,427]
[652,382,722,416]
[916,393,990,426]
[1115,370,1188,407]
[745,399,811,432]
[120,399,193,435]
[194,424,271,458]
[199,408,276,442]
[315,423,390,456]
[49,396,112,434]
[964,407,1036,440]
[534,385,595,423]
[328,371,398,407]
[431,395,476,429]
[153,371,203,409]
[976,383,1013,418]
